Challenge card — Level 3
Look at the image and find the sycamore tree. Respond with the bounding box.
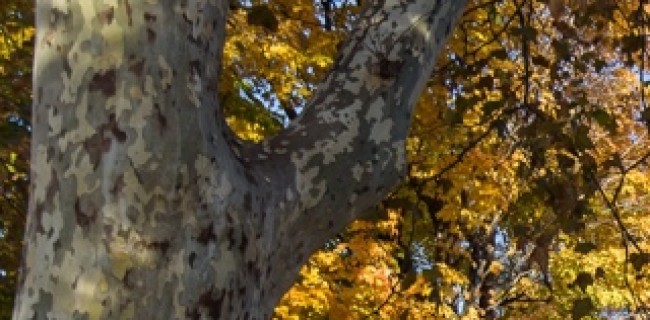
[13,0,468,318]
[11,0,650,319]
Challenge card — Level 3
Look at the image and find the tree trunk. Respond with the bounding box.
[14,0,466,318]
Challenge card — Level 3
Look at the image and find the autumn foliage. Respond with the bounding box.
[2,0,650,319]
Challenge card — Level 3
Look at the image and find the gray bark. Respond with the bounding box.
[14,0,467,318]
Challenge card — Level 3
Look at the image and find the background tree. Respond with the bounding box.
[0,0,32,318]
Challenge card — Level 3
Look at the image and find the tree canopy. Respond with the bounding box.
[2,0,650,319]
[0,0,32,317]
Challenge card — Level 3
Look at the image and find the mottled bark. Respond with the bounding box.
[14,0,466,319]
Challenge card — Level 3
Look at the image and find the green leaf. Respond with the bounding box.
[495,119,508,138]
[552,39,571,59]
[630,253,650,272]
[621,35,644,54]
[334,278,354,288]
[602,154,622,170]
[642,108,650,129]
[455,95,480,111]
[491,49,509,60]
[571,298,594,320]
[574,242,597,254]
[476,76,494,89]
[591,109,616,133]
[247,5,279,32]
[556,153,575,169]
[444,108,463,125]
[437,178,453,193]
[515,26,538,40]
[483,100,503,116]
[421,267,441,283]
[531,55,550,68]
[593,59,607,72]
[401,270,418,288]
[574,125,594,151]
[573,272,593,292]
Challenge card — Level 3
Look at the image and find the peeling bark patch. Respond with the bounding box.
[351,163,364,181]
[62,57,72,77]
[189,60,202,77]
[243,192,252,212]
[239,233,248,252]
[128,58,144,77]
[146,240,171,257]
[247,261,261,282]
[46,146,55,162]
[75,198,97,228]
[33,202,46,234]
[108,113,127,142]
[98,7,115,25]
[188,252,196,268]
[244,170,257,186]
[143,12,157,23]
[197,222,217,245]
[158,56,174,91]
[186,34,204,47]
[378,58,403,80]
[110,174,124,196]
[84,132,111,169]
[122,268,134,289]
[226,227,235,250]
[34,169,58,235]
[191,288,224,319]
[32,289,54,319]
[369,119,393,144]
[153,103,167,132]
[125,0,133,26]
[146,28,156,43]
[88,69,116,97]
[72,310,90,319]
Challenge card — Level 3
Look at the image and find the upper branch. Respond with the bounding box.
[240,0,468,289]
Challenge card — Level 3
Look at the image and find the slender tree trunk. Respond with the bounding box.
[14,0,467,318]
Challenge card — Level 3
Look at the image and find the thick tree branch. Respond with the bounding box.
[237,0,468,298]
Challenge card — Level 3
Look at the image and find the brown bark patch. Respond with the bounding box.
[98,7,115,25]
[33,169,59,235]
[146,28,156,43]
[89,69,117,97]
[153,103,167,133]
[108,113,127,142]
[83,131,111,169]
[74,198,98,228]
[128,58,145,77]
[197,222,217,245]
[189,288,224,319]
[143,12,157,23]
[145,240,171,257]
[125,0,133,26]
